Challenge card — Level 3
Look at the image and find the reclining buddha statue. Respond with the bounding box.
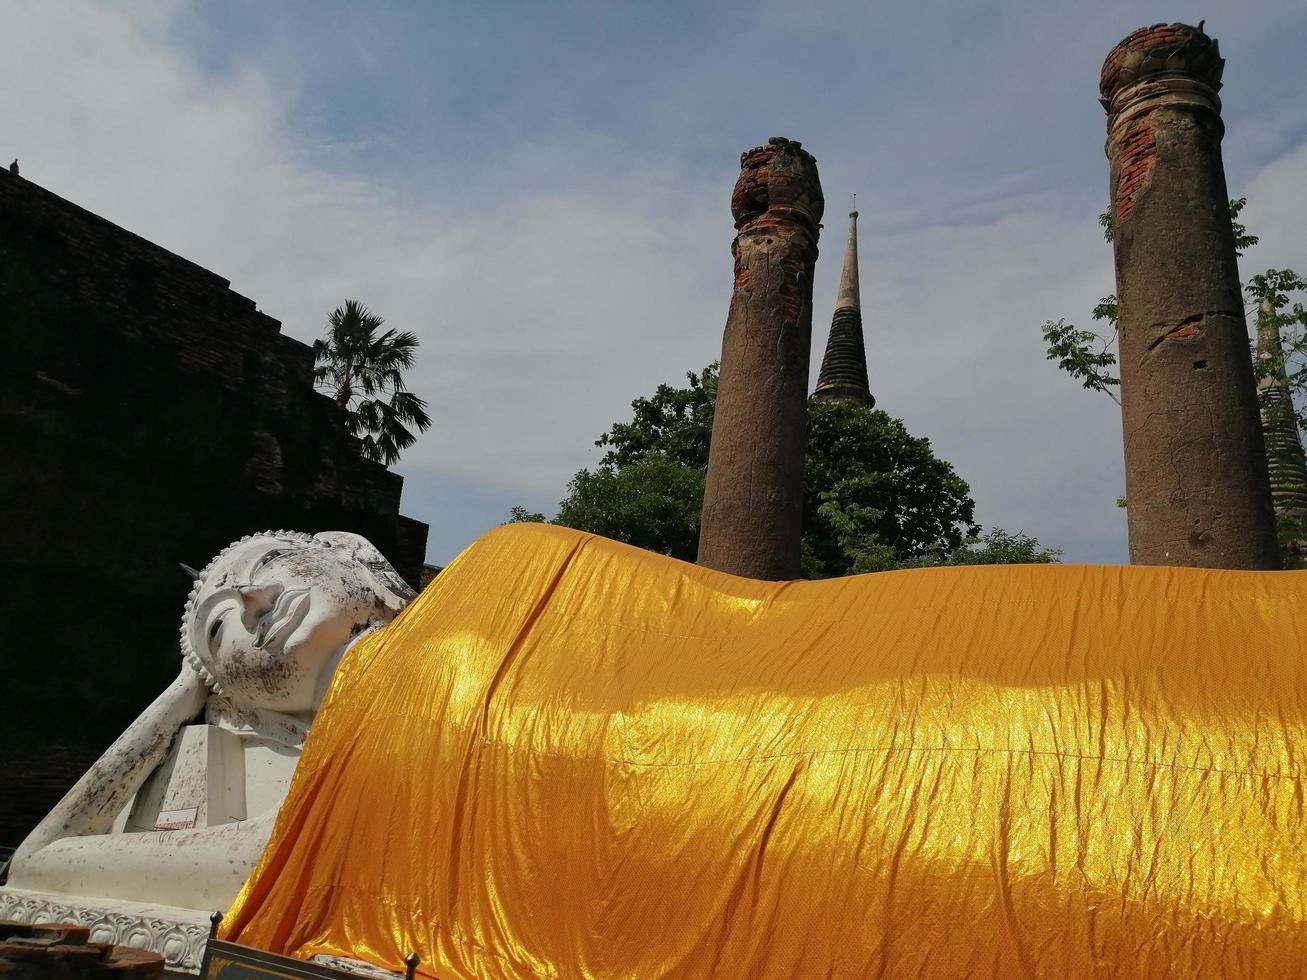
[6,522,1307,978]
[0,530,413,973]
[217,523,1306,979]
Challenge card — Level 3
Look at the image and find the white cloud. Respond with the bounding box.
[1243,142,1307,280]
[5,1,1303,566]
[1,2,735,556]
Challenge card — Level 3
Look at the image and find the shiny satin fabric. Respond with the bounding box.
[223,524,1307,978]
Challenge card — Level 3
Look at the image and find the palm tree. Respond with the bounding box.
[313,300,432,466]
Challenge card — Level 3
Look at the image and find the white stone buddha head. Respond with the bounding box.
[180,531,414,713]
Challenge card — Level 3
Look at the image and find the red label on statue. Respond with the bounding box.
[155,806,199,830]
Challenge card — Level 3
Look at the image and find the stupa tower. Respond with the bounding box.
[1256,297,1307,551]
[812,208,874,407]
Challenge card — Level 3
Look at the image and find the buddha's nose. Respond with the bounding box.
[237,583,281,623]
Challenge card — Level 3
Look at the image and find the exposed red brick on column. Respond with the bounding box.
[1113,116,1156,222]
[1101,23,1279,568]
[698,137,824,580]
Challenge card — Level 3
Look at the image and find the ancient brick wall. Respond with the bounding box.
[0,169,429,846]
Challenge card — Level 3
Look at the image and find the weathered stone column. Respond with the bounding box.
[1100,23,1278,568]
[698,137,824,579]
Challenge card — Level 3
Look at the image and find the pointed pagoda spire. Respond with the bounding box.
[1256,297,1307,558]
[813,209,874,407]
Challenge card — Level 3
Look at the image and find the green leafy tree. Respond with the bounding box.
[507,505,548,524]
[537,365,714,561]
[800,399,982,576]
[513,365,1058,575]
[1038,317,1120,404]
[555,455,705,560]
[929,528,1061,566]
[313,300,432,466]
[597,364,719,469]
[843,527,1061,574]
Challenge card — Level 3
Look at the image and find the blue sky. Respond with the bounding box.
[6,1,1307,566]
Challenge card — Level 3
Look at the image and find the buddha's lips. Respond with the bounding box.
[259,589,310,649]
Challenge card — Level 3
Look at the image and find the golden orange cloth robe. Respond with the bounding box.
[224,524,1307,978]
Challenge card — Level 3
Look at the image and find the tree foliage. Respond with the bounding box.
[837,527,1062,574]
[800,399,982,576]
[515,365,1058,576]
[555,454,705,560]
[1040,318,1120,403]
[313,300,432,466]
[507,505,547,524]
[597,364,719,470]
[546,364,715,561]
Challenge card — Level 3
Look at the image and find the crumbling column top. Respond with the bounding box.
[730,137,824,237]
[1100,22,1225,115]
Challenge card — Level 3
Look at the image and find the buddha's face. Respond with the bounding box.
[183,532,410,712]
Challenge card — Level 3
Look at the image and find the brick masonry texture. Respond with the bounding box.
[1113,116,1157,223]
[1099,24,1224,102]
[1101,25,1226,226]
[0,169,428,846]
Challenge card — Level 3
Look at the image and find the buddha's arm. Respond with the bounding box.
[9,812,276,910]
[11,669,209,868]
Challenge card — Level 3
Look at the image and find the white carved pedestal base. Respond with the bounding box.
[0,886,212,976]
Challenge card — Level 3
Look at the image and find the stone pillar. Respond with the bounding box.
[1100,23,1278,568]
[698,137,824,580]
